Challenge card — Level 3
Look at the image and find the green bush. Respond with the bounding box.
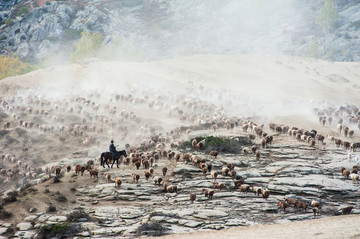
[180,136,251,154]
[70,31,103,62]
[39,223,69,236]
[17,6,30,16]
[306,41,320,58]
[4,18,12,26]
[65,29,83,40]
[316,0,339,31]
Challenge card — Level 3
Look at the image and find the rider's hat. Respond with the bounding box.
[111,140,114,143]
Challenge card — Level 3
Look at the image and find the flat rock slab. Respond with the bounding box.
[178,219,203,228]
[194,209,229,219]
[16,222,33,231]
[173,164,202,174]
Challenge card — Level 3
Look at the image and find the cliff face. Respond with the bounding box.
[0,0,360,63]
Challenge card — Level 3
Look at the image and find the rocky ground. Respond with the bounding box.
[0,55,360,238]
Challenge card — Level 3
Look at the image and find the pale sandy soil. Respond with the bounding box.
[154,214,360,239]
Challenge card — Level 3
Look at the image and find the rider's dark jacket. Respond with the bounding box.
[109,143,116,153]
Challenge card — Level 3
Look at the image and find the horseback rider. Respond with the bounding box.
[109,140,118,156]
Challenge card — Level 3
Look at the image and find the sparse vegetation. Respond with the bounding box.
[47,205,57,212]
[39,223,69,237]
[70,31,103,62]
[136,222,169,237]
[0,206,12,220]
[66,208,90,222]
[180,136,250,153]
[0,55,34,80]
[64,28,83,40]
[4,18,12,26]
[316,0,339,32]
[17,6,30,16]
[306,41,320,58]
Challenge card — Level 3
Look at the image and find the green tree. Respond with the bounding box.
[316,0,339,31]
[70,31,103,62]
[17,6,29,16]
[0,55,34,80]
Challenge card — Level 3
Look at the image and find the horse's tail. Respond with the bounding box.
[100,153,104,166]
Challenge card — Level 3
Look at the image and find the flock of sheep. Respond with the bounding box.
[0,86,359,220]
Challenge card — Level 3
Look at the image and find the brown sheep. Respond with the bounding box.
[308,139,315,147]
[239,184,250,193]
[207,163,212,172]
[312,207,320,217]
[342,141,350,150]
[135,161,141,170]
[196,139,206,149]
[285,198,299,206]
[341,167,350,178]
[80,166,86,176]
[343,126,349,137]
[66,165,71,173]
[230,170,237,180]
[142,159,150,169]
[349,130,354,137]
[149,167,154,175]
[334,138,342,147]
[234,179,244,189]
[209,150,218,158]
[202,189,209,197]
[144,171,151,180]
[278,201,288,211]
[88,169,98,179]
[190,193,196,203]
[251,145,257,154]
[162,167,168,177]
[74,164,82,175]
[260,138,266,148]
[115,178,122,188]
[213,182,225,191]
[132,173,140,183]
[163,182,168,192]
[208,190,214,199]
[105,173,111,183]
[341,206,353,215]
[202,167,207,176]
[227,163,235,171]
[256,151,261,161]
[191,138,197,148]
[261,189,270,200]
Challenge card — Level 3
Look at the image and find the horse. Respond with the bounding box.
[100,150,127,168]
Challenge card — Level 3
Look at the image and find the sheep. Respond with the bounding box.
[55,167,61,177]
[115,178,122,188]
[135,161,141,170]
[278,201,288,212]
[308,139,315,147]
[208,190,214,199]
[312,207,320,217]
[88,169,98,179]
[285,198,299,206]
[350,173,359,183]
[349,130,354,137]
[149,167,154,175]
[334,138,342,147]
[202,189,209,197]
[211,171,218,181]
[196,139,206,149]
[105,173,111,183]
[341,206,353,215]
[209,150,218,158]
[256,151,261,161]
[191,138,197,148]
[239,184,250,193]
[163,182,169,192]
[167,185,177,193]
[342,141,350,150]
[213,182,225,191]
[227,163,235,171]
[144,171,151,180]
[66,165,71,173]
[251,145,257,154]
[343,126,349,137]
[3,121,10,129]
[201,167,208,177]
[80,166,86,176]
[243,147,249,156]
[311,200,321,208]
[153,176,163,186]
[337,123,342,133]
[253,186,262,197]
[222,167,229,176]
[341,167,350,178]
[132,173,140,183]
[350,143,356,152]
[162,167,168,177]
[207,163,212,172]
[294,200,307,212]
[190,193,196,203]
[230,170,237,180]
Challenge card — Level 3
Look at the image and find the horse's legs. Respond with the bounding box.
[111,159,115,168]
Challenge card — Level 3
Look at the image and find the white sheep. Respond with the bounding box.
[350,173,359,183]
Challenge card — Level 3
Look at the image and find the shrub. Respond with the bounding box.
[306,41,320,58]
[64,28,83,40]
[0,206,12,220]
[70,31,103,62]
[47,205,57,212]
[179,136,250,154]
[17,6,30,17]
[0,55,34,80]
[4,18,12,26]
[316,0,339,32]
[66,208,90,222]
[136,222,169,237]
[39,223,69,237]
